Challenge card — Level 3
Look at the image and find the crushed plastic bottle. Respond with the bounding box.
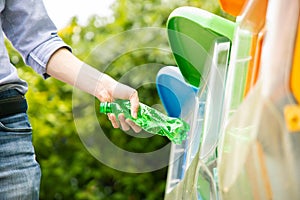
[100,99,190,144]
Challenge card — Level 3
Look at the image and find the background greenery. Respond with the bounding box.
[6,0,232,199]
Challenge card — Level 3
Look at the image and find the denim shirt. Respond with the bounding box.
[0,0,70,94]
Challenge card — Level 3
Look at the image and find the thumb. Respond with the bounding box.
[112,82,139,118]
[129,90,139,118]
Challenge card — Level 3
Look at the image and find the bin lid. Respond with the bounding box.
[156,66,198,118]
[218,0,248,16]
[167,7,235,88]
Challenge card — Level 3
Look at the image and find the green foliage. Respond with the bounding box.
[6,0,226,199]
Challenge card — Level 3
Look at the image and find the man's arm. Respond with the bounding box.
[46,48,141,132]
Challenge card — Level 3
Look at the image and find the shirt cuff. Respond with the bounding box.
[27,35,72,79]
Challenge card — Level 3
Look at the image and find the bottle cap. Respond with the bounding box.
[99,102,112,113]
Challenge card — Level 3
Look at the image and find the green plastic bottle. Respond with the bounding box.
[99,99,189,144]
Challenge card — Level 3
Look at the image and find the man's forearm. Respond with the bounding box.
[46,47,139,118]
[46,48,116,101]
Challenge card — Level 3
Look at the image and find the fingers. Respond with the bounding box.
[126,119,142,133]
[99,79,141,131]
[107,114,119,128]
[95,75,140,119]
[118,114,141,133]
[118,114,130,131]
[108,114,141,133]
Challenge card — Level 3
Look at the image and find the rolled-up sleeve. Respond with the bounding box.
[27,34,71,78]
[1,0,71,78]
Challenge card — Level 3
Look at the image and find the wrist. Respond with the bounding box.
[94,74,117,102]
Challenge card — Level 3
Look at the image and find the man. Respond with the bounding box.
[0,0,140,198]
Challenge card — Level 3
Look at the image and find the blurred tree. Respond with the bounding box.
[6,0,231,199]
